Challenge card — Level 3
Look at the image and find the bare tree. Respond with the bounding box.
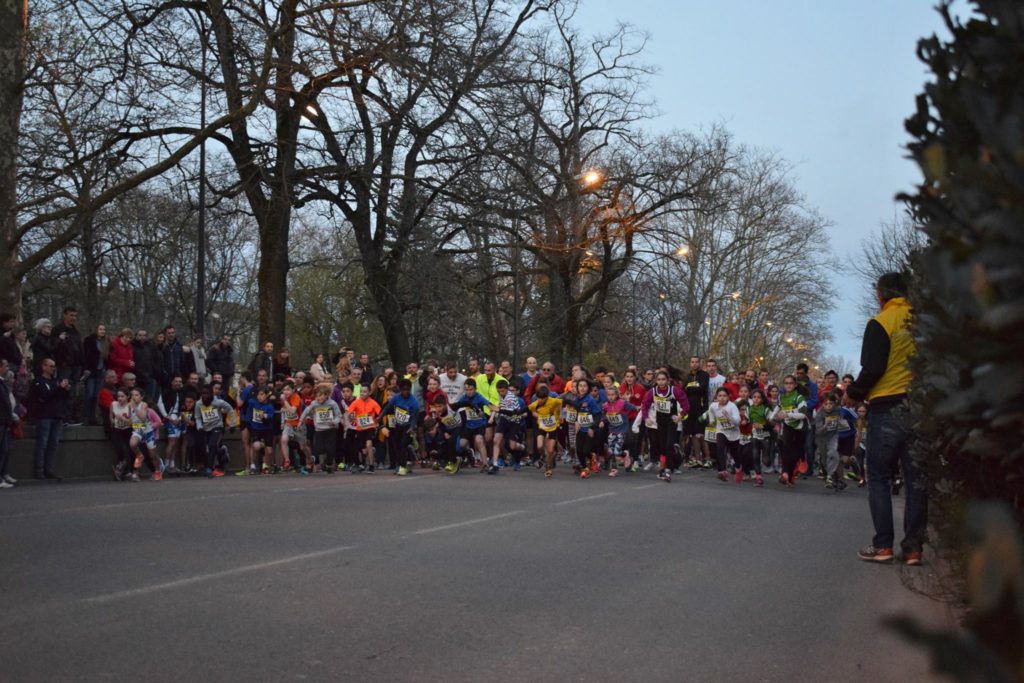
[851,211,926,318]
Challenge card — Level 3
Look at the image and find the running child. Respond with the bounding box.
[528,383,563,478]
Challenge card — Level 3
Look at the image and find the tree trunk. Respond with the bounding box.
[546,265,574,370]
[257,201,290,347]
[364,267,412,367]
[0,0,26,319]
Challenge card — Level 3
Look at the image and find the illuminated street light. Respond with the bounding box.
[704,318,712,326]
[580,169,604,188]
[676,245,690,257]
[786,337,794,343]
[658,292,667,300]
[765,321,773,327]
[731,291,741,300]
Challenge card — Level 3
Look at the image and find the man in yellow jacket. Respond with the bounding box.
[848,273,927,566]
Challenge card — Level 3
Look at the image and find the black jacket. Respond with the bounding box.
[248,351,274,377]
[30,333,60,374]
[0,331,21,367]
[83,334,110,373]
[132,339,160,381]
[0,376,15,425]
[29,376,69,420]
[52,322,84,368]
[206,343,235,379]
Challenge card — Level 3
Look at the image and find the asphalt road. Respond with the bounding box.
[0,465,950,682]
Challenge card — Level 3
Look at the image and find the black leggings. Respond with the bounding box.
[651,422,678,469]
[715,434,738,472]
[780,425,803,480]
[312,429,338,467]
[388,426,412,468]
[575,430,594,466]
[112,429,133,474]
[752,438,770,472]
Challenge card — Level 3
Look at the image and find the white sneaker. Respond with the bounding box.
[3,474,15,485]
[643,461,654,472]
[0,480,13,489]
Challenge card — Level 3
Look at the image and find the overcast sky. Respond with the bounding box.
[574,0,949,363]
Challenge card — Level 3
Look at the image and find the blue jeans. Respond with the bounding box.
[0,423,10,477]
[33,418,64,475]
[84,373,102,424]
[866,401,927,553]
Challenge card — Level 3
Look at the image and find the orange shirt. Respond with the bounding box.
[280,393,302,427]
[346,397,382,431]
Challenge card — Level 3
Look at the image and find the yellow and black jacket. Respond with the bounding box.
[848,296,914,405]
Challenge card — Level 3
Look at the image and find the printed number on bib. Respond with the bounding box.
[441,413,460,429]
[607,413,623,427]
[131,421,145,431]
[716,415,733,429]
[539,414,558,430]
[252,408,265,424]
[563,407,578,423]
[825,415,840,431]
[114,417,130,430]
[577,413,594,427]
[753,427,768,440]
[654,396,672,413]
[463,408,483,422]
[314,406,333,427]
[201,407,218,424]
[356,415,374,429]
[394,407,410,426]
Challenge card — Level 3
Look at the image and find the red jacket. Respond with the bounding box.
[108,337,134,382]
[525,373,566,403]
[618,381,645,419]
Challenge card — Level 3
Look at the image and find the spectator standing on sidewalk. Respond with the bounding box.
[29,357,69,481]
[0,357,19,489]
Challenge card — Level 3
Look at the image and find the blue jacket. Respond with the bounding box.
[382,393,421,428]
[247,398,276,432]
[565,394,603,434]
[452,393,491,429]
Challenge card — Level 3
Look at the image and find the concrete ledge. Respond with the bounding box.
[7,426,246,480]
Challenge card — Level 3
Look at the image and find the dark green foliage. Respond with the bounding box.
[900,2,1024,678]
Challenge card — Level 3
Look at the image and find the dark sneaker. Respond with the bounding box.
[858,546,894,563]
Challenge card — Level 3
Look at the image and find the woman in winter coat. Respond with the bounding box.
[108,328,135,383]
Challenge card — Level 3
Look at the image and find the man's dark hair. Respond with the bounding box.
[0,313,14,325]
[796,362,809,373]
[397,378,412,390]
[241,370,253,381]
[62,306,77,315]
[825,369,838,379]
[842,373,855,382]
[876,272,908,302]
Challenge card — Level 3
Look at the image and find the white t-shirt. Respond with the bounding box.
[709,401,741,442]
[707,373,726,405]
[439,373,467,405]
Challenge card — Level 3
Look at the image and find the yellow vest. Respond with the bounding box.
[868,297,915,401]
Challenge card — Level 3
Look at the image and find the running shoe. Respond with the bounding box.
[673,468,683,475]
[497,458,507,469]
[212,469,225,477]
[630,462,639,473]
[858,478,866,487]
[513,461,521,472]
[858,546,895,563]
[608,468,618,477]
[580,469,590,479]
[662,470,671,483]
[717,471,728,482]
[623,452,632,470]
[892,478,903,496]
[367,465,376,473]
[844,471,859,481]
[702,460,713,469]
[397,466,409,476]
[643,462,654,472]
[235,468,250,476]
[443,462,455,474]
[589,459,600,473]
[262,464,270,474]
[153,471,163,481]
[133,455,142,470]
[754,475,764,487]
[903,551,923,566]
[545,469,553,478]
[299,467,309,475]
[825,478,834,489]
[780,472,789,486]
[432,462,441,471]
[487,464,499,475]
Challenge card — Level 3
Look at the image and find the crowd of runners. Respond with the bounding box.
[0,308,880,491]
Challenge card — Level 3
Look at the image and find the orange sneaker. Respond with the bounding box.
[580,469,590,479]
[153,471,163,481]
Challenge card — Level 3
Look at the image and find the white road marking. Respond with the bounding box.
[634,483,663,490]
[413,511,523,534]
[84,545,357,604]
[553,492,618,506]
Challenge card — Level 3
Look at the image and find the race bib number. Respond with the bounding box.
[716,414,733,429]
[753,426,768,440]
[314,406,333,427]
[200,406,218,425]
[356,414,374,429]
[283,407,298,421]
[463,408,483,422]
[393,407,411,426]
[607,412,623,427]
[114,417,130,430]
[539,414,558,430]
[563,407,578,424]
[131,421,145,431]
[654,396,672,413]
[824,415,840,431]
[251,408,265,424]
[441,413,460,429]
[577,413,594,427]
